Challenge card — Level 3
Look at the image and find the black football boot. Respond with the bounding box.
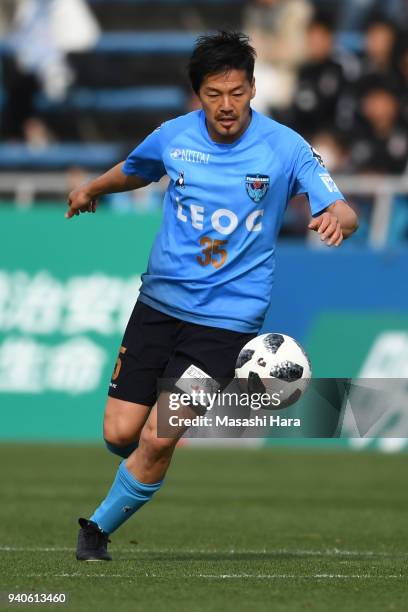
[76,518,112,561]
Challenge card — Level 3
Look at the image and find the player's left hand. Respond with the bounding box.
[308,212,343,247]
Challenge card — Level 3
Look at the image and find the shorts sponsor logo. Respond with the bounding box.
[175,364,219,397]
[112,346,126,381]
[181,364,211,380]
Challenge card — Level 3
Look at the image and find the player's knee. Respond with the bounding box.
[104,438,139,458]
[103,421,138,448]
[139,424,175,459]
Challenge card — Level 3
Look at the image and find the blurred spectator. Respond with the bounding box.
[1,54,40,140]
[350,78,408,174]
[9,0,100,100]
[338,0,407,32]
[310,130,352,173]
[283,14,345,138]
[334,17,400,138]
[244,0,313,113]
[1,0,100,139]
[361,16,400,78]
[23,117,54,150]
[10,0,72,102]
[0,1,14,37]
[396,42,408,126]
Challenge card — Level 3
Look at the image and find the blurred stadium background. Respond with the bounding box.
[0,0,408,449]
[1,3,408,610]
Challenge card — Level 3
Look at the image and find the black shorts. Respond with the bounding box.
[108,301,256,406]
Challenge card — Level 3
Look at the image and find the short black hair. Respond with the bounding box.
[366,14,398,32]
[188,31,256,94]
[358,74,400,98]
[308,10,336,33]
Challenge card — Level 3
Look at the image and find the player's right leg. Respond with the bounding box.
[76,398,154,562]
[76,301,177,560]
[102,301,175,459]
[77,395,192,561]
[103,396,151,459]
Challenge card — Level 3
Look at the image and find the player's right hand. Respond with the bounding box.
[66,188,98,219]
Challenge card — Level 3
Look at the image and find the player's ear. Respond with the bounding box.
[250,78,256,101]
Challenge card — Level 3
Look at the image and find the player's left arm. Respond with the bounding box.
[308,199,358,247]
[289,138,359,247]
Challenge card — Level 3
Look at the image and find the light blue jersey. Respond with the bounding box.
[122,109,345,332]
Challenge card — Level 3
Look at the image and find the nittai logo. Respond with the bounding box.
[170,149,210,164]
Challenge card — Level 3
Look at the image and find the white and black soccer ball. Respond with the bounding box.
[235,333,312,409]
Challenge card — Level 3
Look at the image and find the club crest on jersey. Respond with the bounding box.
[245,174,269,202]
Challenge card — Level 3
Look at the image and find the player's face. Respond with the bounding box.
[198,69,256,144]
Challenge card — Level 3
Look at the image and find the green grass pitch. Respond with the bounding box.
[0,444,407,611]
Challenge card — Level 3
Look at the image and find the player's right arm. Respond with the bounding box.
[65,162,150,219]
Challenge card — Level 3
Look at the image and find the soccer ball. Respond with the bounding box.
[235,333,312,409]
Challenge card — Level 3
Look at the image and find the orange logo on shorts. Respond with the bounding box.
[112,346,127,381]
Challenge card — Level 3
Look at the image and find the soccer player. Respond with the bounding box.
[66,32,358,561]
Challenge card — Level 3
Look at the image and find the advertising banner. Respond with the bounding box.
[1,207,407,447]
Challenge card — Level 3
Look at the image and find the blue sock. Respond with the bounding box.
[104,439,139,459]
[90,462,163,534]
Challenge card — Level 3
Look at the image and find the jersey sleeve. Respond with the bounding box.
[290,139,345,216]
[122,127,166,182]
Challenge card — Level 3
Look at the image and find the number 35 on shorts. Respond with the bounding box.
[197,236,228,269]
